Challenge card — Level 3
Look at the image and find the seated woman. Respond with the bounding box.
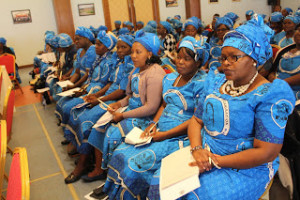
[270,12,284,44]
[269,26,300,101]
[273,15,298,48]
[63,35,134,183]
[98,36,209,200]
[157,21,177,56]
[183,17,207,46]
[87,30,165,184]
[63,31,117,184]
[147,16,296,200]
[207,16,233,71]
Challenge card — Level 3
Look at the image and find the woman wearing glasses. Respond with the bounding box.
[148,16,296,200]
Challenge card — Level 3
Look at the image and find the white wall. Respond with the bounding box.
[71,0,105,29]
[0,0,57,66]
[281,0,300,13]
[200,0,272,26]
[159,0,186,21]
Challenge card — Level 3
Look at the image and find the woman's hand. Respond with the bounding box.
[189,149,219,173]
[152,131,167,142]
[112,112,124,123]
[72,90,86,97]
[84,94,96,102]
[140,123,158,139]
[107,102,121,113]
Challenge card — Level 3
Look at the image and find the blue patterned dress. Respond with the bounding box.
[272,31,294,48]
[147,68,295,200]
[208,45,222,69]
[63,54,134,154]
[277,51,300,100]
[101,71,207,200]
[88,66,164,170]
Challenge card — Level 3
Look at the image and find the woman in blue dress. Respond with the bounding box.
[54,27,96,122]
[86,30,166,185]
[62,31,118,184]
[270,12,284,44]
[63,35,134,183]
[273,15,298,48]
[95,36,209,200]
[147,16,296,200]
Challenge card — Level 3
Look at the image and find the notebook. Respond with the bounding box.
[57,87,81,97]
[160,146,200,200]
[57,80,74,88]
[92,106,128,128]
[124,127,152,146]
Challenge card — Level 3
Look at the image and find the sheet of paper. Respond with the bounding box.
[160,146,200,200]
[57,80,74,88]
[125,127,152,146]
[39,52,56,63]
[57,87,81,97]
[93,106,128,128]
[75,102,90,109]
[36,87,50,93]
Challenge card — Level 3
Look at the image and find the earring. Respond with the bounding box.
[253,63,257,67]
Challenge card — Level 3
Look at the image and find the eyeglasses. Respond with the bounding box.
[218,55,248,64]
[216,28,228,32]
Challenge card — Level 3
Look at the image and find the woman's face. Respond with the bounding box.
[221,46,256,84]
[270,22,283,34]
[184,25,197,37]
[116,40,131,59]
[282,9,289,17]
[176,48,199,76]
[137,24,143,30]
[283,19,296,32]
[157,24,167,36]
[74,35,88,49]
[95,39,108,56]
[216,24,229,41]
[131,42,151,68]
[294,28,300,45]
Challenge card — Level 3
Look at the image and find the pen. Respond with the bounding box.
[148,121,159,135]
[97,98,114,110]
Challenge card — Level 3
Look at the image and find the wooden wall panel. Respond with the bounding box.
[185,0,201,19]
[52,0,75,39]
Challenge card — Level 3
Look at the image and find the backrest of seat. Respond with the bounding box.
[0,120,7,195]
[2,86,14,138]
[0,54,15,79]
[6,151,21,200]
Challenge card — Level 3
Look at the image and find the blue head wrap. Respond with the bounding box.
[295,10,300,17]
[45,34,54,45]
[249,14,274,42]
[98,25,108,32]
[0,37,7,46]
[246,10,255,16]
[224,12,239,23]
[160,21,175,34]
[260,14,267,19]
[183,17,199,31]
[215,16,234,30]
[179,36,209,64]
[284,8,293,15]
[136,21,144,26]
[134,30,160,56]
[271,12,284,22]
[58,33,73,48]
[97,31,117,50]
[143,25,156,33]
[49,35,59,48]
[171,19,183,29]
[174,15,181,20]
[147,21,157,29]
[118,28,130,35]
[115,20,121,25]
[223,16,273,66]
[123,21,129,26]
[167,17,172,21]
[45,31,55,36]
[126,22,134,27]
[118,35,134,47]
[284,15,299,24]
[75,26,95,42]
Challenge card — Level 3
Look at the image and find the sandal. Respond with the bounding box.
[64,172,81,184]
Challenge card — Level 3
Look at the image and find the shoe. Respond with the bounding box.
[61,139,70,145]
[64,172,81,184]
[68,150,79,157]
[90,184,108,199]
[81,172,107,182]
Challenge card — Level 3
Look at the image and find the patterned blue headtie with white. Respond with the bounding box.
[183,17,200,31]
[160,21,175,34]
[58,33,73,48]
[134,30,160,56]
[215,17,234,30]
[284,15,300,25]
[147,21,157,29]
[0,37,6,46]
[224,12,239,23]
[246,10,255,16]
[119,35,134,47]
[118,28,130,35]
[179,36,209,64]
[115,20,121,25]
[271,12,283,22]
[284,7,293,15]
[75,26,95,42]
[223,15,273,66]
[136,21,144,26]
[97,31,117,50]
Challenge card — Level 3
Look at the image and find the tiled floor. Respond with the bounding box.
[3,67,292,200]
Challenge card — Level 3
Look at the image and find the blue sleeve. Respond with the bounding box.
[119,62,134,90]
[254,79,295,144]
[84,45,96,70]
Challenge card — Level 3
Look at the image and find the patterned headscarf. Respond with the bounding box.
[284,15,300,25]
[143,25,156,34]
[174,15,181,20]
[115,20,121,25]
[223,16,273,66]
[136,21,144,26]
[271,12,284,22]
[134,30,160,56]
[97,31,117,50]
[171,19,183,29]
[160,21,175,34]
[58,33,73,48]
[215,16,234,30]
[179,36,209,64]
[118,35,134,47]
[118,27,130,35]
[75,26,95,42]
[49,35,59,48]
[284,8,293,15]
[183,17,200,31]
[246,10,255,16]
[224,12,239,23]
[126,22,134,27]
[147,21,157,29]
[0,37,7,46]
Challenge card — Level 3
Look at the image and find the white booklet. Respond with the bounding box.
[57,80,74,88]
[93,106,128,128]
[36,87,50,93]
[57,87,81,97]
[124,127,152,146]
[37,52,56,63]
[160,146,200,200]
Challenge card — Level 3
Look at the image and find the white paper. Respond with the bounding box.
[160,146,200,200]
[93,106,128,128]
[57,87,81,97]
[44,65,57,73]
[36,87,50,93]
[75,102,90,109]
[125,127,152,146]
[38,52,56,63]
[57,80,74,88]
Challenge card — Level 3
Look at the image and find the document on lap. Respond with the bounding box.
[37,52,56,63]
[57,80,74,88]
[124,127,152,147]
[160,146,200,200]
[92,106,128,128]
[57,87,81,97]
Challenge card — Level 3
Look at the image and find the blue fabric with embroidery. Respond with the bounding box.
[147,67,295,200]
[208,45,222,69]
[272,31,294,48]
[101,71,207,200]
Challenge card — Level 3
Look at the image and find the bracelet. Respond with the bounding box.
[148,120,157,126]
[190,145,203,153]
